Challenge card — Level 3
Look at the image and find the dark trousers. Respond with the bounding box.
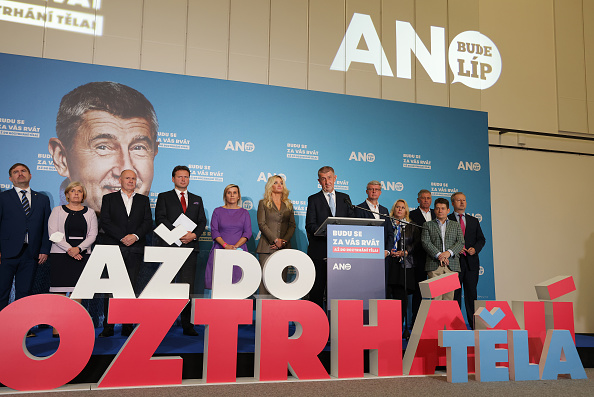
[177,250,198,330]
[387,284,409,326]
[102,247,142,328]
[0,243,36,311]
[411,261,427,326]
[309,257,327,310]
[453,255,479,329]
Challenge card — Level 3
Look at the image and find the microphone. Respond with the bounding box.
[344,197,353,208]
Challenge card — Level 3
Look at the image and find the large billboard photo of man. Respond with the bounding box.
[48,82,159,213]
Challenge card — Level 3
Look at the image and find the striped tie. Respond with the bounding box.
[21,190,30,216]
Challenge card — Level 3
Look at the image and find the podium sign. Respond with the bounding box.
[327,224,385,310]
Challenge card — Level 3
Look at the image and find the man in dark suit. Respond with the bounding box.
[408,189,435,324]
[0,164,51,333]
[354,180,394,299]
[98,169,153,337]
[305,166,354,309]
[421,198,464,300]
[155,165,207,336]
[448,192,486,328]
[354,180,394,258]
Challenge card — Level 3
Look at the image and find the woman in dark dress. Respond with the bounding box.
[387,199,420,332]
[48,182,97,335]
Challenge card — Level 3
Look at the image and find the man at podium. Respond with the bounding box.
[305,166,354,309]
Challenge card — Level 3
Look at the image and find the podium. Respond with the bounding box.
[315,217,386,310]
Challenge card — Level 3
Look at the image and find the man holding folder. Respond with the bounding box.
[155,165,207,336]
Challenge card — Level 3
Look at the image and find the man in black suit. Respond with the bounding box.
[408,189,435,326]
[305,166,354,309]
[0,164,51,337]
[98,169,153,337]
[155,165,207,336]
[354,180,394,258]
[354,180,394,299]
[448,192,486,328]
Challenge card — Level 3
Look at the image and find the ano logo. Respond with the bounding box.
[225,141,255,152]
[349,152,375,162]
[332,263,352,270]
[242,200,254,211]
[381,181,404,191]
[458,161,481,171]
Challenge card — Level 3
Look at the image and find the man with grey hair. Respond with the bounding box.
[354,180,393,258]
[98,169,153,337]
[48,81,159,213]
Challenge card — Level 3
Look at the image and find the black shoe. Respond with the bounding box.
[52,333,60,338]
[26,330,36,338]
[121,325,134,337]
[99,326,114,338]
[182,327,199,336]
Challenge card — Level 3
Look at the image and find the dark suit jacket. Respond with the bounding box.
[354,201,394,252]
[421,218,465,272]
[409,207,435,226]
[409,207,435,268]
[0,188,51,258]
[98,192,153,253]
[305,190,354,260]
[155,189,207,252]
[448,212,486,270]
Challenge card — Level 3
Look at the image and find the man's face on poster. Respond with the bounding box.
[50,110,158,212]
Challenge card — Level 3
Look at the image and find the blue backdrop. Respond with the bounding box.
[0,53,494,308]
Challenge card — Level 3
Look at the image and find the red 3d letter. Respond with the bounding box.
[331,299,402,377]
[0,295,95,391]
[255,299,330,381]
[98,299,187,388]
[194,299,254,383]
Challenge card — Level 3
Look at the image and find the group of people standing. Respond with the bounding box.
[0,161,484,340]
[305,166,486,332]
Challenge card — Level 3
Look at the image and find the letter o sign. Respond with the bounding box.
[0,294,95,391]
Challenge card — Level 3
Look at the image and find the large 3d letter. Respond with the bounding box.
[403,300,466,375]
[539,330,586,380]
[438,330,475,383]
[211,249,262,299]
[331,299,402,378]
[97,299,187,387]
[194,299,254,383]
[139,247,192,299]
[70,245,135,299]
[0,295,95,391]
[262,249,315,300]
[255,300,330,381]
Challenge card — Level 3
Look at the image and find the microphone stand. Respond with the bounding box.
[346,199,425,340]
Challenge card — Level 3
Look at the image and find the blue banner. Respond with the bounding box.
[0,53,494,305]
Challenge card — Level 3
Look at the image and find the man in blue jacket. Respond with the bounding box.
[0,163,51,327]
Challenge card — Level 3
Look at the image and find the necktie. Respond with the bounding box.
[21,190,30,216]
[459,214,466,255]
[181,192,187,213]
[328,193,336,216]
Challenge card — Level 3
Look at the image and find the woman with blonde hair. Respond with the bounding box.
[48,181,98,336]
[388,199,420,334]
[256,175,296,294]
[204,184,252,289]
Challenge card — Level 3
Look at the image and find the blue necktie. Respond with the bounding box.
[21,190,30,216]
[328,193,336,216]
